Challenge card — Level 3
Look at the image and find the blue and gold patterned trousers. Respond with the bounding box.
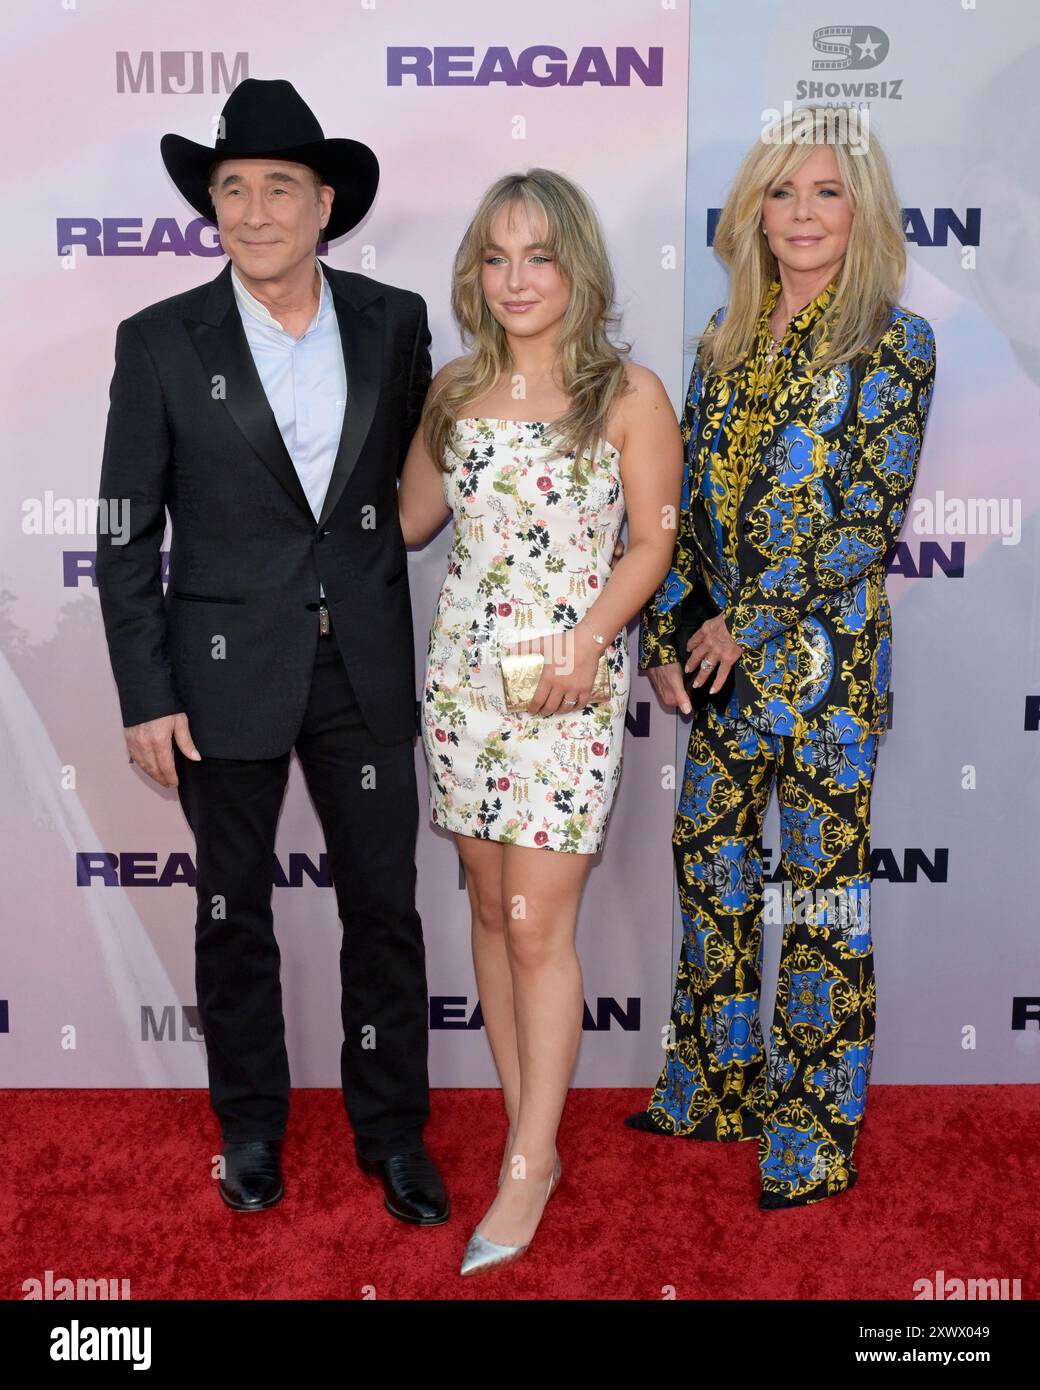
[626,706,879,1209]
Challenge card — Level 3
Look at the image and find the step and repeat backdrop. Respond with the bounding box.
[1,0,1035,1089]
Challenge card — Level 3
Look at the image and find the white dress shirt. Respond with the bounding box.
[230,256,347,600]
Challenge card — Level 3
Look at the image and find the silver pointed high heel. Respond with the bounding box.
[460,1155,562,1277]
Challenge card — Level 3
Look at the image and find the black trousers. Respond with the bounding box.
[172,631,430,1161]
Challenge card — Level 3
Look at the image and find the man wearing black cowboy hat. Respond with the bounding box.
[96,78,448,1224]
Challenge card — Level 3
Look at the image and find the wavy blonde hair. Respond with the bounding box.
[701,105,907,375]
[423,169,631,478]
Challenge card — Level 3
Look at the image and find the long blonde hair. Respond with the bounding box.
[423,169,631,478]
[701,105,907,375]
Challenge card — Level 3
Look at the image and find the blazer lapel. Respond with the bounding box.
[185,263,311,517]
[183,260,385,527]
[317,262,385,529]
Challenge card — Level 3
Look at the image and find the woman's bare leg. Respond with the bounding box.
[454,835,521,1165]
[474,842,593,1247]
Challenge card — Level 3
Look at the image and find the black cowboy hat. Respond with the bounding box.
[160,78,379,242]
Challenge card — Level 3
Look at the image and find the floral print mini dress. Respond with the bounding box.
[421,417,630,853]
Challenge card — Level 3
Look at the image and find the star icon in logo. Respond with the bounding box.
[856,33,881,61]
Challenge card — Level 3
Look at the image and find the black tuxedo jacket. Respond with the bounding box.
[96,258,432,756]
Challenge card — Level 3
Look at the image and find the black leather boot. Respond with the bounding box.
[219,1139,284,1211]
[357,1147,450,1225]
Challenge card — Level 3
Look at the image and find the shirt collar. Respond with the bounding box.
[759,275,839,340]
[230,256,328,334]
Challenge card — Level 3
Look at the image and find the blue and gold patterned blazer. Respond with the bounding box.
[640,279,937,744]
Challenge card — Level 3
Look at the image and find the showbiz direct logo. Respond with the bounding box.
[811,25,890,71]
[794,25,904,103]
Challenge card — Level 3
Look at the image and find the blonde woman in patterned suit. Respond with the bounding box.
[399,170,682,1272]
[626,109,936,1208]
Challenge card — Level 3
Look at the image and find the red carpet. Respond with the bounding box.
[4,1087,1036,1301]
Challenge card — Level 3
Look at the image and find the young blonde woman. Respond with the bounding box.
[399,169,681,1273]
[627,109,936,1208]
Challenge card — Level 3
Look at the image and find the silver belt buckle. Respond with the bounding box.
[318,602,331,636]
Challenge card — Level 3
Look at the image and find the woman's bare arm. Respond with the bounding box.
[573,365,682,648]
[398,367,453,546]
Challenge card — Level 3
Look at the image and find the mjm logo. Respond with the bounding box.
[141,1006,204,1042]
[116,51,248,93]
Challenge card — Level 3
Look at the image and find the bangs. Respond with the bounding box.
[477,186,561,257]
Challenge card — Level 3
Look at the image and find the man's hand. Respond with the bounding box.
[611,536,626,567]
[684,615,742,696]
[125,711,200,788]
[648,662,692,716]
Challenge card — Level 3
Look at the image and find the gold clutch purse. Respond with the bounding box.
[500,648,612,711]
